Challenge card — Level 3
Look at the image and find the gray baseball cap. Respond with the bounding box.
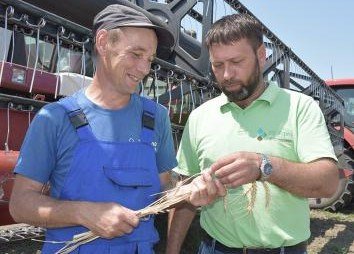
[93,4,174,59]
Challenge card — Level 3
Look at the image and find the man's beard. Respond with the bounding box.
[219,58,261,102]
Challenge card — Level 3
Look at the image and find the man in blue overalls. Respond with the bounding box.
[10,4,178,253]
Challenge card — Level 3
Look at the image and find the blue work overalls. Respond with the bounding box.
[42,96,161,253]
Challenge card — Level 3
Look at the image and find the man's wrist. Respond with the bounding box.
[258,154,273,181]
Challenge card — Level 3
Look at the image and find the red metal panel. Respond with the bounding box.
[0,62,28,93]
[344,127,354,150]
[0,150,18,225]
[0,61,59,96]
[325,79,354,87]
[26,68,58,96]
[0,108,34,151]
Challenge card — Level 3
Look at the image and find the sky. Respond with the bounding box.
[238,0,354,80]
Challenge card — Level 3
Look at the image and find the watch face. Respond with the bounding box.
[263,163,272,175]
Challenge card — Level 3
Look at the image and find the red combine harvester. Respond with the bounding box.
[0,151,18,225]
[307,80,354,211]
[319,79,354,209]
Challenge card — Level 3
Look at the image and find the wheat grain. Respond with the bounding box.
[245,182,257,214]
[262,181,271,209]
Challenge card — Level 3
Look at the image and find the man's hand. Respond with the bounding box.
[79,202,139,239]
[10,175,141,236]
[210,152,261,188]
[188,169,226,207]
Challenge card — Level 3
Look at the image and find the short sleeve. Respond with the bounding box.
[296,97,337,162]
[155,106,178,173]
[174,115,200,176]
[14,104,63,183]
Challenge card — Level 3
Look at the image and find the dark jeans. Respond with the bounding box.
[197,239,308,254]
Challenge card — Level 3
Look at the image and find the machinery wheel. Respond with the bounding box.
[308,150,354,212]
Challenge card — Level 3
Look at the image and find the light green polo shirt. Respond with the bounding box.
[174,82,337,248]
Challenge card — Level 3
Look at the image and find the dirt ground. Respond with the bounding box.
[0,204,353,254]
[307,203,354,254]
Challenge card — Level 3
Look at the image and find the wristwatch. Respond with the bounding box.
[259,154,273,181]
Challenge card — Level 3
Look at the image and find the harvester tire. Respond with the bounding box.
[308,151,353,212]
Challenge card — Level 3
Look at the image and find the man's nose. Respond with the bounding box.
[223,65,234,80]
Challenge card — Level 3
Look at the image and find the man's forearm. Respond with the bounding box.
[166,203,197,254]
[10,188,85,228]
[9,175,85,228]
[268,157,339,198]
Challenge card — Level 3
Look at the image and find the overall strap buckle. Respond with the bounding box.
[140,96,157,144]
[68,109,88,129]
[142,111,155,130]
[57,96,94,141]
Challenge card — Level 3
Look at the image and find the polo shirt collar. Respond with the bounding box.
[219,81,280,111]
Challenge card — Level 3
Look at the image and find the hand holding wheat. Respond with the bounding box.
[54,174,202,254]
[187,169,227,206]
[54,170,257,254]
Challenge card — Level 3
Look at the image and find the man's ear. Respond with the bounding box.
[257,44,266,68]
[95,29,109,57]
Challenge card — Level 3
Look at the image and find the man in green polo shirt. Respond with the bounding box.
[166,14,339,254]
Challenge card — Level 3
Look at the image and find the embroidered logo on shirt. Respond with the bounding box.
[268,130,293,141]
[151,141,158,152]
[256,128,267,141]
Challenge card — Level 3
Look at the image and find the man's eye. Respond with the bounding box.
[231,60,242,65]
[131,52,141,58]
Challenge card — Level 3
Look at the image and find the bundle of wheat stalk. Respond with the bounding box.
[54,176,196,254]
[55,174,270,254]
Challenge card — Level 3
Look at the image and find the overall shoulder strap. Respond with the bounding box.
[57,96,95,141]
[140,96,157,144]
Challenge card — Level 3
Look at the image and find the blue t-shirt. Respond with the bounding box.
[14,90,177,197]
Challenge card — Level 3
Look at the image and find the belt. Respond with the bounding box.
[202,231,307,254]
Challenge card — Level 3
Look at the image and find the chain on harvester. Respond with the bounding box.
[0,4,92,101]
